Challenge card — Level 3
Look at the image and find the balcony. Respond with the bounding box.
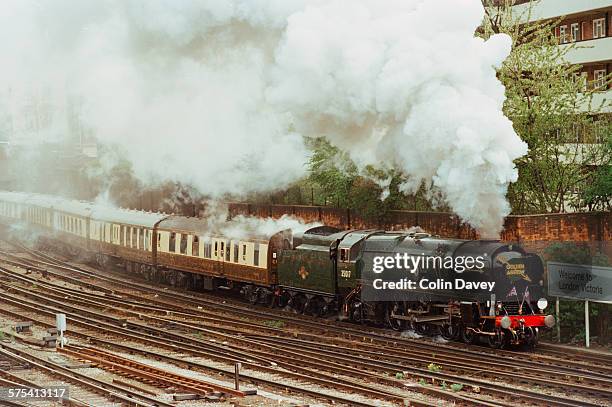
[562,36,612,65]
[513,0,612,21]
[578,89,612,114]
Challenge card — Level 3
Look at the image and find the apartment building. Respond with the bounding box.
[512,0,612,112]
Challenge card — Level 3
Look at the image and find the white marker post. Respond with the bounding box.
[584,300,589,348]
[555,297,560,343]
[56,313,66,349]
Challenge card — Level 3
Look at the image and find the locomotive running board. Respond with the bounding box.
[391,314,449,323]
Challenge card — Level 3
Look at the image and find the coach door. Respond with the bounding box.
[212,237,227,275]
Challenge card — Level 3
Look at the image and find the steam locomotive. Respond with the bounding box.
[0,191,555,348]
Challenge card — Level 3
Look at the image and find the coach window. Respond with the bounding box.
[169,232,176,253]
[131,228,136,248]
[120,226,124,246]
[180,234,188,255]
[214,241,218,257]
[225,242,230,261]
[139,229,144,249]
[242,244,247,262]
[204,241,211,258]
[192,236,199,257]
[254,243,260,266]
[233,243,239,263]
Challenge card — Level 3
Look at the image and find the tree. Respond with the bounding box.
[481,1,611,214]
[582,132,612,211]
[305,138,446,224]
[307,137,358,208]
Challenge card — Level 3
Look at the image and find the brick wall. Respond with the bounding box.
[227,202,611,244]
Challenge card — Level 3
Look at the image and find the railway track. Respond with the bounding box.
[4,244,609,376]
[0,242,609,406]
[0,342,174,407]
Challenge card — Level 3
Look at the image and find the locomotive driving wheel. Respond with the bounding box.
[414,305,430,335]
[385,302,405,331]
[440,321,459,340]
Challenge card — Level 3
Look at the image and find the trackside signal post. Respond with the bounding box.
[548,262,612,348]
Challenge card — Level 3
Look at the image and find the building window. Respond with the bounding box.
[559,25,568,43]
[593,18,606,39]
[180,234,187,254]
[594,70,607,90]
[169,232,176,252]
[570,23,579,42]
[192,236,199,257]
[576,71,588,91]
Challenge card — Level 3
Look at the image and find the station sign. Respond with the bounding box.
[547,262,612,303]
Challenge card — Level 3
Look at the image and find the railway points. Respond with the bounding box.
[0,238,609,406]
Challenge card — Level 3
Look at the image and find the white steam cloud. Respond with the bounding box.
[0,0,526,236]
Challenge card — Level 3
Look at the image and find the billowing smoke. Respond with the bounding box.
[0,0,526,236]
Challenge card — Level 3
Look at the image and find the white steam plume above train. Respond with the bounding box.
[0,0,526,237]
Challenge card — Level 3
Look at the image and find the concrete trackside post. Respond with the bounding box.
[556,297,560,343]
[585,300,590,348]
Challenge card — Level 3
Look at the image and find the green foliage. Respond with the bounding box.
[450,383,464,392]
[395,372,405,380]
[440,380,447,390]
[307,137,358,209]
[418,378,427,386]
[305,137,443,222]
[427,363,441,372]
[263,320,285,329]
[582,133,612,211]
[481,1,611,214]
